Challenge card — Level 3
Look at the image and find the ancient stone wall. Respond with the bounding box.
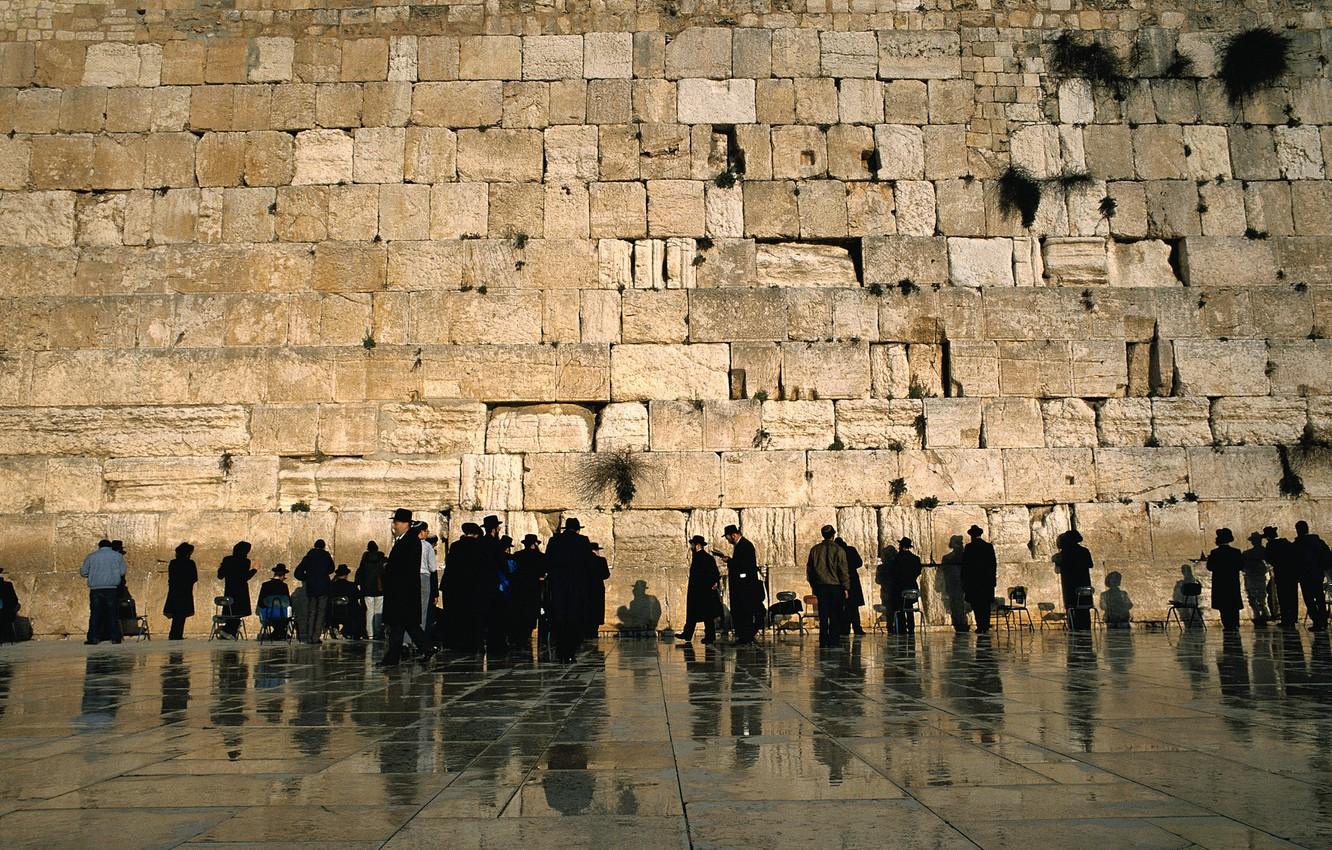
[1,0,1330,635]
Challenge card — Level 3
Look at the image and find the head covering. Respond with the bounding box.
[461,522,481,535]
[564,517,582,531]
[97,539,111,549]
[1249,531,1264,544]
[1296,520,1310,534]
[410,520,427,534]
[313,539,326,549]
[391,508,413,523]
[899,537,913,549]
[690,535,707,546]
[499,535,513,548]
[723,524,740,536]
[590,542,602,551]
[334,564,350,576]
[175,541,194,557]
[1063,529,1083,544]
[232,541,251,557]
[366,540,378,552]
[820,525,835,539]
[272,563,289,576]
[483,515,502,529]
[967,524,984,537]
[522,534,540,546]
[111,540,124,553]
[1263,526,1278,540]
[1215,528,1234,545]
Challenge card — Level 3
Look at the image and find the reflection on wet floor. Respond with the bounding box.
[0,629,1328,848]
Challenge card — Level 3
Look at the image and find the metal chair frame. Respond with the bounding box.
[1165,581,1205,630]
[1038,601,1068,630]
[997,586,1034,632]
[1068,585,1102,630]
[209,595,247,641]
[799,594,819,634]
[893,589,922,633]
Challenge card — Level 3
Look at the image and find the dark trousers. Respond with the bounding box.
[731,601,762,643]
[1300,570,1327,629]
[0,612,15,643]
[381,619,430,664]
[1220,608,1240,630]
[681,616,716,642]
[969,594,993,633]
[842,604,863,634]
[813,584,844,645]
[87,588,121,643]
[552,621,582,662]
[1277,572,1302,628]
[168,615,187,640]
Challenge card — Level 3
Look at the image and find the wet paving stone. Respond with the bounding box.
[0,629,1329,847]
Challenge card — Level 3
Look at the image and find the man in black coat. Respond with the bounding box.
[1057,530,1094,630]
[837,538,867,636]
[720,525,764,644]
[1295,520,1330,632]
[962,525,998,634]
[0,567,20,643]
[509,534,546,651]
[379,509,435,667]
[678,535,721,644]
[1206,528,1244,631]
[544,517,595,662]
[1265,526,1302,631]
[294,539,334,644]
[480,515,507,654]
[441,523,485,651]
[328,565,364,639]
[890,538,923,633]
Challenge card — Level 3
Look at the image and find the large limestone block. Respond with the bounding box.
[522,35,583,80]
[623,290,687,343]
[1186,446,1282,500]
[596,402,649,450]
[1073,502,1150,567]
[611,344,730,401]
[103,457,225,511]
[924,398,981,449]
[1148,500,1203,563]
[1108,240,1179,288]
[1178,237,1281,287]
[878,506,934,564]
[808,450,901,505]
[613,510,687,570]
[676,79,756,124]
[0,191,76,247]
[457,129,542,182]
[1071,340,1128,398]
[318,404,377,456]
[1097,398,1153,447]
[281,458,462,510]
[834,399,923,450]
[946,340,1000,398]
[0,405,248,457]
[781,342,870,400]
[460,453,524,510]
[1267,340,1332,396]
[862,236,949,288]
[721,451,807,507]
[629,451,720,509]
[1042,238,1108,286]
[486,404,595,453]
[981,399,1043,449]
[820,31,877,78]
[292,129,353,185]
[1172,339,1269,396]
[702,401,762,451]
[664,27,731,79]
[754,243,858,288]
[734,507,798,569]
[1209,397,1306,446]
[648,400,704,451]
[731,343,782,401]
[1152,398,1213,447]
[688,289,786,342]
[1041,399,1097,448]
[899,448,1005,504]
[1094,448,1190,501]
[762,400,835,450]
[423,345,609,402]
[1002,448,1096,504]
[948,238,1014,287]
[876,30,961,79]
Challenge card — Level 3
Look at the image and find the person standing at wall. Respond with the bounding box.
[379,508,435,667]
[1294,521,1330,632]
[294,539,334,645]
[544,517,595,662]
[217,541,258,639]
[890,538,923,633]
[1206,528,1244,631]
[163,542,197,640]
[356,541,387,640]
[586,542,610,640]
[81,540,126,645]
[1057,530,1094,631]
[807,525,849,647]
[678,536,721,645]
[836,537,867,636]
[509,534,546,650]
[1242,531,1271,627]
[1265,527,1302,631]
[962,525,998,634]
[0,567,19,643]
[417,522,438,634]
[719,525,763,645]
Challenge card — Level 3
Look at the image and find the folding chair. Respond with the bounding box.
[997,586,1034,632]
[209,595,247,641]
[1037,601,1067,630]
[893,589,922,633]
[769,591,803,634]
[800,594,819,635]
[870,603,889,633]
[1068,585,1102,630]
[1165,581,1204,630]
[257,595,293,643]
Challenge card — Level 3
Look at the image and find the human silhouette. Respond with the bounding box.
[836,537,867,636]
[678,536,721,644]
[888,537,923,633]
[1206,528,1244,631]
[1099,571,1132,628]
[1264,526,1302,631]
[1242,531,1271,627]
[961,524,997,634]
[1294,520,1330,632]
[939,534,970,632]
[1171,563,1203,629]
[616,579,662,632]
[1056,530,1094,630]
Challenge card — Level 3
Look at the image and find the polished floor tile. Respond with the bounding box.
[0,629,1330,847]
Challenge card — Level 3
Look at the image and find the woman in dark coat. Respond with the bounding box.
[163,541,197,640]
[679,536,722,643]
[1057,530,1094,631]
[1206,527,1245,631]
[216,541,258,637]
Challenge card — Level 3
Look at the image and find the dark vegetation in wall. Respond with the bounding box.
[1220,27,1291,104]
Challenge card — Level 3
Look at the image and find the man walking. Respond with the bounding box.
[379,509,435,667]
[962,524,998,634]
[678,535,721,645]
[80,539,126,645]
[807,525,849,647]
[294,539,334,644]
[720,525,763,645]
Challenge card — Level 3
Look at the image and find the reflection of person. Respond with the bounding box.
[0,567,20,643]
[163,542,197,640]
[81,539,127,645]
[1206,528,1244,631]
[678,536,721,644]
[806,525,849,647]
[1099,571,1132,628]
[328,565,363,639]
[719,525,763,644]
[217,541,258,639]
[961,524,997,634]
[1057,530,1093,631]
[1242,532,1270,627]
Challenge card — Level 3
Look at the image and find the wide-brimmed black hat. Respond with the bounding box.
[1249,531,1264,543]
[175,541,194,556]
[564,517,582,531]
[590,542,602,551]
[899,537,913,549]
[499,535,513,547]
[723,524,740,536]
[334,564,350,576]
[461,522,481,535]
[967,524,984,537]
[111,540,125,553]
[1215,528,1234,545]
[522,534,540,545]
[391,508,413,523]
[483,514,502,528]
[1263,526,1278,539]
[1064,529,1084,544]
[272,564,289,576]
[689,535,706,546]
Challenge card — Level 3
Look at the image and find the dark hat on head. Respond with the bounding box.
[366,540,378,552]
[409,520,426,533]
[98,539,111,548]
[899,537,913,549]
[590,542,601,551]
[1215,527,1234,545]
[175,541,194,556]
[391,508,413,523]
[111,540,124,553]
[522,533,540,545]
[1263,526,1278,539]
[967,524,984,537]
[334,564,350,576]
[1249,531,1264,543]
[723,524,740,536]
[461,522,481,535]
[314,538,326,549]
[564,517,582,531]
[499,535,513,547]
[689,534,706,546]
[483,514,502,528]
[1064,529,1084,544]
[272,563,289,575]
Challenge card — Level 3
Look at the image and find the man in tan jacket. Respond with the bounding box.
[807,525,849,647]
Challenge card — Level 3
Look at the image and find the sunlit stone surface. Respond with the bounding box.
[0,631,1326,848]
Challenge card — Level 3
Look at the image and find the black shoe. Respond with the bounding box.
[111,639,123,644]
[83,640,97,645]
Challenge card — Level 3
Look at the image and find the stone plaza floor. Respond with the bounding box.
[0,628,1328,849]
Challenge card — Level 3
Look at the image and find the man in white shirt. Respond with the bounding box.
[416,522,438,633]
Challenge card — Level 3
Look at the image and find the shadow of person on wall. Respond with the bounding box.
[937,535,970,633]
[615,580,661,634]
[1100,571,1133,629]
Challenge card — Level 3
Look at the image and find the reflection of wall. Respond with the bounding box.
[1,4,1329,635]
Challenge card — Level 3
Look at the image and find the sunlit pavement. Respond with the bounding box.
[0,628,1326,848]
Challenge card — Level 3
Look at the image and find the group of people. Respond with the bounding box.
[1206,522,1331,632]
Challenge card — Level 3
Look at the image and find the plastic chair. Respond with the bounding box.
[257,595,293,643]
[209,595,247,641]
[893,589,922,633]
[327,595,354,639]
[1068,585,1102,630]
[997,586,1034,632]
[800,594,819,634]
[1166,582,1204,630]
[1038,601,1067,630]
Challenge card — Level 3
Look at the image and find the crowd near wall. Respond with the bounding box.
[0,0,1330,635]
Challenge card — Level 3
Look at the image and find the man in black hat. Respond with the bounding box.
[328,564,363,639]
[586,542,610,639]
[486,533,517,656]
[257,564,293,640]
[0,566,20,643]
[441,521,485,651]
[544,517,595,661]
[890,537,923,633]
[509,534,546,651]
[1295,521,1330,632]
[1206,528,1244,631]
[961,524,997,634]
[679,535,721,644]
[379,509,435,666]
[720,525,764,645]
[1057,529,1094,631]
[1265,526,1301,631]
[1242,531,1270,627]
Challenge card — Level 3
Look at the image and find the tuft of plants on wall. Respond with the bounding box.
[1051,32,1124,83]
[998,166,1043,228]
[1219,28,1291,104]
[575,448,649,508]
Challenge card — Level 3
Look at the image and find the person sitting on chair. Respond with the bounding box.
[257,565,292,640]
[891,538,923,633]
[328,564,364,639]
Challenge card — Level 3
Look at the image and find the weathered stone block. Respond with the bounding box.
[1186,446,1282,500]
[754,243,857,289]
[981,399,1043,449]
[863,236,948,288]
[596,402,649,451]
[877,31,961,79]
[524,35,584,80]
[0,405,248,456]
[1210,397,1306,446]
[611,343,730,401]
[1041,399,1097,448]
[457,129,542,182]
[411,81,502,127]
[484,404,595,453]
[781,342,870,400]
[899,448,1005,505]
[676,79,755,124]
[688,289,785,342]
[424,345,609,402]
[761,400,835,450]
[1003,448,1096,504]
[1266,340,1332,396]
[924,398,981,449]
[948,238,1013,288]
[808,450,901,505]
[293,129,352,185]
[665,28,731,80]
[1172,339,1269,397]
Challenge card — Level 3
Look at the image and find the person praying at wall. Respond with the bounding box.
[961,525,997,634]
[216,541,258,640]
[1206,528,1244,631]
[163,542,197,641]
[836,537,867,636]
